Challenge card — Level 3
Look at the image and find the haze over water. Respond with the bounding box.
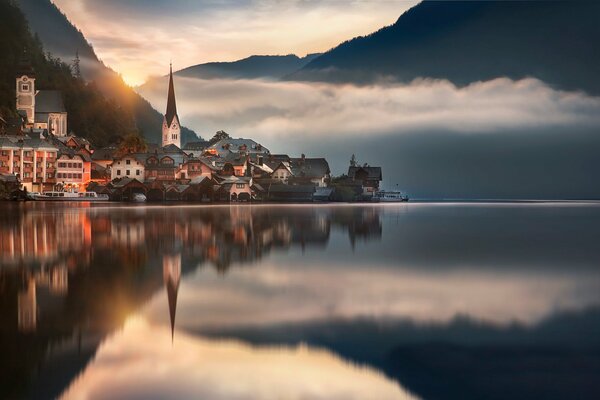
[1,203,600,399]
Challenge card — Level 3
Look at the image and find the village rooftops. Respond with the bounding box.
[289,157,330,180]
[0,136,58,151]
[209,138,269,157]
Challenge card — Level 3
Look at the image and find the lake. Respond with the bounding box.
[1,202,600,400]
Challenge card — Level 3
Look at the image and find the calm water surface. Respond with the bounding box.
[1,202,600,400]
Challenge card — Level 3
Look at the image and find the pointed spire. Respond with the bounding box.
[165,62,178,126]
[166,277,179,343]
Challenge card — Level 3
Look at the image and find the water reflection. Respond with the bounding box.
[0,203,599,399]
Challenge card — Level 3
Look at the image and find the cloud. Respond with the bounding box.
[137,76,600,198]
[52,0,418,85]
[61,318,416,400]
[143,259,600,331]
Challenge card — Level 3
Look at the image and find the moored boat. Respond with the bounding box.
[33,191,110,202]
[373,190,409,202]
[130,193,147,203]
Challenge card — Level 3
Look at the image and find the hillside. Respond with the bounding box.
[17,0,199,144]
[291,1,600,95]
[176,54,321,81]
[0,0,138,146]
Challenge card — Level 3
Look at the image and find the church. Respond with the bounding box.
[162,64,181,148]
[15,53,68,137]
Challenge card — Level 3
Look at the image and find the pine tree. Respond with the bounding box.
[72,50,81,79]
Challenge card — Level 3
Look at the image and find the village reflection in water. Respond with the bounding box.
[1,203,600,400]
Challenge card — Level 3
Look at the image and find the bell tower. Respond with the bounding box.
[162,63,181,148]
[16,50,36,125]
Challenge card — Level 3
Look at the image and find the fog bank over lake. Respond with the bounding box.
[138,77,600,199]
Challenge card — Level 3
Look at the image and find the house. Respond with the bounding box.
[56,152,92,191]
[178,157,215,181]
[0,137,58,192]
[214,176,253,202]
[110,154,145,181]
[145,154,183,183]
[91,146,117,169]
[181,176,215,202]
[271,161,293,183]
[289,156,330,187]
[110,177,146,201]
[348,166,383,196]
[32,90,68,136]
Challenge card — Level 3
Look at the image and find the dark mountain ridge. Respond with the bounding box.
[176,54,321,80]
[17,0,199,144]
[291,1,600,95]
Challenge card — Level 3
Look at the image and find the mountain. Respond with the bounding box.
[0,0,140,147]
[290,1,600,95]
[176,54,321,81]
[17,0,199,144]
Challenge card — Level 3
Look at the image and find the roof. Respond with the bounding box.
[348,166,383,181]
[183,141,209,151]
[162,143,185,154]
[111,177,144,188]
[164,65,179,126]
[35,90,66,113]
[0,173,19,183]
[209,138,269,156]
[0,137,58,151]
[92,146,117,161]
[290,158,330,179]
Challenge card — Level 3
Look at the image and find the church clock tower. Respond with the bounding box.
[162,63,181,148]
[16,51,36,125]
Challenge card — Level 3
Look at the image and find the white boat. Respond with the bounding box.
[131,193,147,203]
[33,191,110,202]
[373,190,409,202]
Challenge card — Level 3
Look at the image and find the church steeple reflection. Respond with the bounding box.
[163,254,181,342]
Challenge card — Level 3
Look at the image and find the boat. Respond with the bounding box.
[373,190,409,202]
[33,191,110,202]
[130,193,147,203]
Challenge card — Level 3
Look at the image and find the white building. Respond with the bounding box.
[110,154,145,181]
[16,54,68,136]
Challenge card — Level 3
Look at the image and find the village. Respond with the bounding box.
[0,58,387,203]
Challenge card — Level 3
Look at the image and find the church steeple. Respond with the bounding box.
[165,63,178,126]
[162,62,181,148]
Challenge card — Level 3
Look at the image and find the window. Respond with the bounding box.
[172,134,177,140]
[24,172,30,178]
[67,162,72,168]
[136,170,140,176]
[47,162,53,168]
[1,151,7,156]
[126,159,131,165]
[58,162,65,168]
[126,170,131,176]
[236,183,245,189]
[21,83,29,92]
[117,170,121,176]
[67,173,73,179]
[47,173,53,179]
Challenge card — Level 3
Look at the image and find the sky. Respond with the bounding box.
[45,0,600,198]
[52,0,419,86]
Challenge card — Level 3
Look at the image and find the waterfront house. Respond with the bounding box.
[0,137,58,192]
[56,152,92,191]
[348,166,383,196]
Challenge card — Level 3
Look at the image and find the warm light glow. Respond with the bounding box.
[51,0,419,85]
[60,317,417,400]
